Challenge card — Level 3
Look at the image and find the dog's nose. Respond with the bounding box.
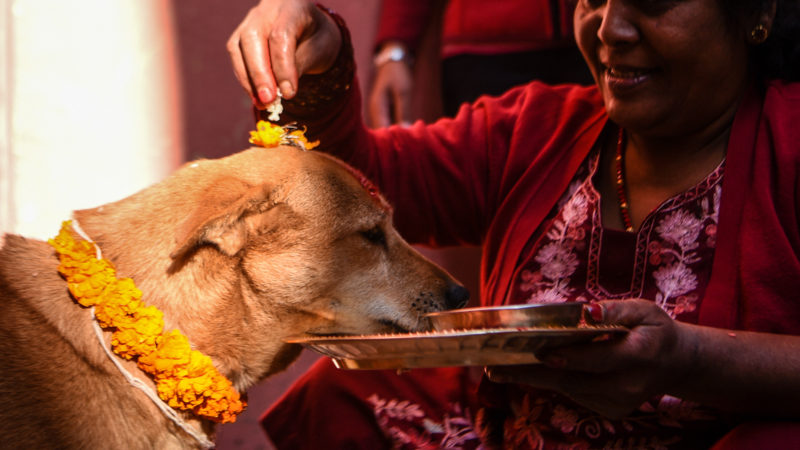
[445,282,470,309]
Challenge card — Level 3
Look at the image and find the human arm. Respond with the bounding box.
[226,0,342,109]
[367,42,414,128]
[366,0,432,128]
[486,299,800,420]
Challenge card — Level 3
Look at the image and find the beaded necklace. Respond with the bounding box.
[614,128,635,232]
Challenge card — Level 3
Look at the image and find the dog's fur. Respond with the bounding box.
[0,147,467,448]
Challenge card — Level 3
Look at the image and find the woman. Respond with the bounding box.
[228,0,800,448]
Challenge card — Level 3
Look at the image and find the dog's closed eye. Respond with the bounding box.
[360,226,387,248]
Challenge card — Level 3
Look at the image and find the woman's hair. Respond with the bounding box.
[723,0,800,81]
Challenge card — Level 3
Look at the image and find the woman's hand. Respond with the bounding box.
[486,300,696,419]
[367,59,413,128]
[227,0,342,109]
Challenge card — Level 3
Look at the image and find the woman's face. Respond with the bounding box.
[575,0,751,137]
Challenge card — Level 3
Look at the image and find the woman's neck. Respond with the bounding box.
[625,121,730,195]
[600,105,736,232]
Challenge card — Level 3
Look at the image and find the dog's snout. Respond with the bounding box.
[445,282,469,309]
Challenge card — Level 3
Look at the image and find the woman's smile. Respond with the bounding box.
[575,0,751,136]
[601,63,657,94]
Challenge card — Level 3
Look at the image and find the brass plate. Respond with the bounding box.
[286,326,627,370]
[426,303,585,331]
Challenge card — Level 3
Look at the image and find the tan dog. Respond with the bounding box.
[0,146,468,448]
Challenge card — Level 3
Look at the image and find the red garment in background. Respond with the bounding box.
[374,0,576,57]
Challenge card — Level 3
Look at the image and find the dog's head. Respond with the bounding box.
[167,147,468,338]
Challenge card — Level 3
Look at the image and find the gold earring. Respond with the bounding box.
[751,24,769,44]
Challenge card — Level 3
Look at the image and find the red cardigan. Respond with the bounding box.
[289,76,800,335]
[374,0,575,58]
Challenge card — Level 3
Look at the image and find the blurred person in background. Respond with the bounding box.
[368,0,593,128]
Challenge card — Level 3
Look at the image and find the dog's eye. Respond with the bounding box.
[360,226,387,248]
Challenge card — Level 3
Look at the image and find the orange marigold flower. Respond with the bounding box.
[248,120,320,151]
[249,120,284,147]
[287,128,320,150]
[111,305,164,358]
[49,220,245,423]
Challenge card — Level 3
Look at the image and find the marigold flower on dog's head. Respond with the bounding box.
[249,120,284,147]
[249,120,320,150]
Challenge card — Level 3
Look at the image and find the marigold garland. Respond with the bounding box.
[249,120,319,150]
[49,221,245,424]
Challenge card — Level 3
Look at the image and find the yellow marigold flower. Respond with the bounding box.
[287,128,320,150]
[110,305,164,358]
[157,378,179,405]
[249,120,284,147]
[112,328,155,360]
[138,330,191,375]
[49,221,245,423]
[95,278,143,317]
[248,120,320,151]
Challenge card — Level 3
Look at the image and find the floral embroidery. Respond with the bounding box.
[500,151,725,447]
[651,186,721,317]
[513,152,722,318]
[505,395,546,449]
[368,394,482,449]
[498,393,702,449]
[551,404,580,433]
[520,183,593,304]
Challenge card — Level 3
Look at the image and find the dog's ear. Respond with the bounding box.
[170,177,275,260]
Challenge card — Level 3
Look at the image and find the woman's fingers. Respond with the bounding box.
[266,8,301,99]
[227,21,259,106]
[240,25,278,105]
[484,300,693,417]
[227,1,341,106]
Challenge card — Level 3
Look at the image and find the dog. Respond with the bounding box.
[0,146,468,448]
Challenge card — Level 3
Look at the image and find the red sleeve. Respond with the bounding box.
[275,9,605,249]
[372,0,434,52]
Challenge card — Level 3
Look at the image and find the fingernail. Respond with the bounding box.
[257,87,272,105]
[586,303,604,323]
[279,80,294,98]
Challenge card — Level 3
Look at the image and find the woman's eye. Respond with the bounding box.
[360,226,387,248]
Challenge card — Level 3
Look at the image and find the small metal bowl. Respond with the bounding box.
[426,303,584,331]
